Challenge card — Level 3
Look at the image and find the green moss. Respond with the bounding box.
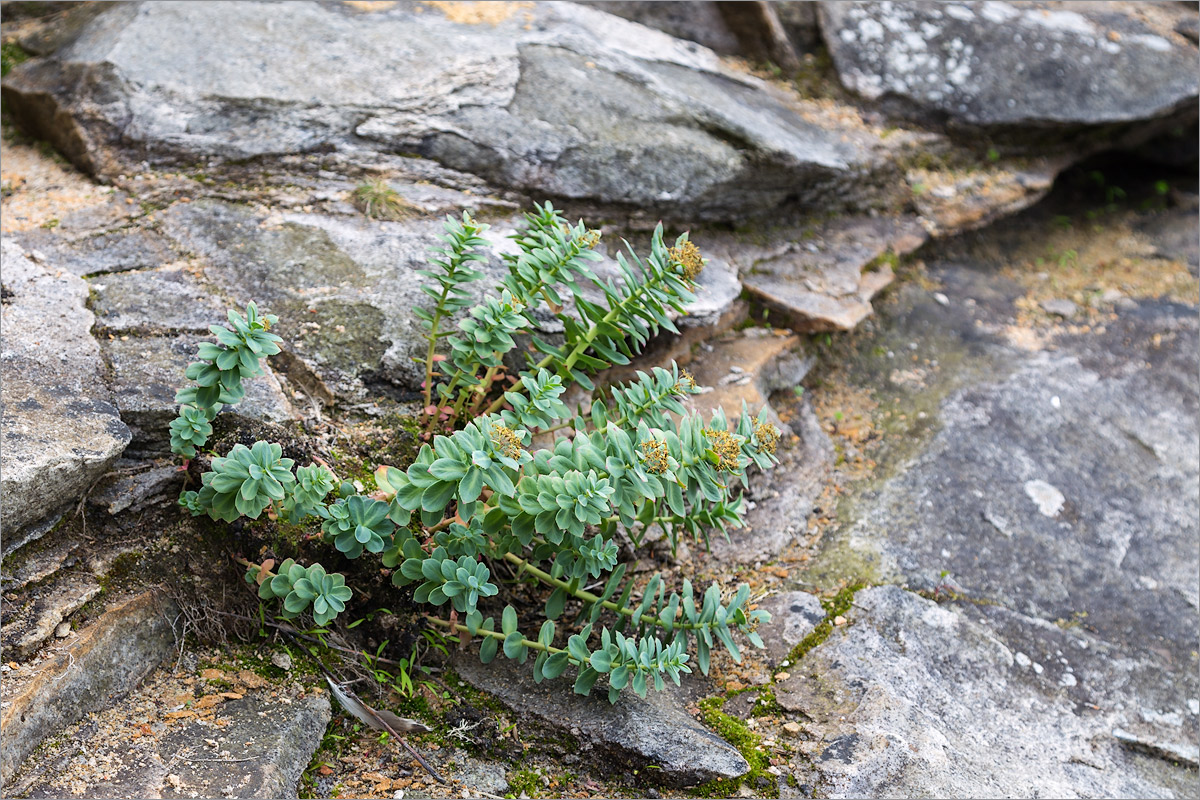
[783,583,863,667]
[507,767,544,798]
[863,249,901,274]
[750,685,785,717]
[691,696,777,798]
[1,42,29,78]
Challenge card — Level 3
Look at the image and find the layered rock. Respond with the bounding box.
[0,239,131,547]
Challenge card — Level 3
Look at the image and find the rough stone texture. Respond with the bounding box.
[908,158,1063,236]
[819,1,1200,131]
[0,238,131,540]
[12,668,331,799]
[453,655,748,786]
[0,591,179,786]
[104,334,296,450]
[90,264,231,334]
[682,328,807,427]
[0,576,100,660]
[777,586,1192,798]
[734,216,928,331]
[12,225,178,277]
[792,248,1199,796]
[579,1,743,54]
[0,1,900,222]
[756,590,826,663]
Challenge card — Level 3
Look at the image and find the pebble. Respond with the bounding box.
[1024,480,1065,518]
[782,722,802,736]
[833,615,847,626]
[54,622,71,638]
[1060,673,1077,688]
[1014,652,1032,668]
[933,292,950,306]
[1032,662,1044,675]
[1041,298,1078,318]
[271,652,293,670]
[1050,395,1061,409]
[1189,699,1199,715]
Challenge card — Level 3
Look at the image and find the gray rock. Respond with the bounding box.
[1,1,901,222]
[13,671,331,799]
[777,586,1185,798]
[452,755,509,796]
[756,590,826,663]
[104,334,296,450]
[819,1,1199,131]
[0,575,100,660]
[0,239,131,540]
[734,216,928,332]
[578,2,743,54]
[91,464,181,515]
[798,255,1199,797]
[12,226,178,277]
[90,265,231,334]
[1040,297,1079,318]
[0,591,179,786]
[453,654,748,786]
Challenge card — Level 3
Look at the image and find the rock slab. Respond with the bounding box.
[453,654,748,786]
[820,1,1199,130]
[0,238,131,545]
[1,0,897,221]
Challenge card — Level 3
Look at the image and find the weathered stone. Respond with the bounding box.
[12,667,331,799]
[736,216,928,332]
[452,655,748,786]
[0,591,178,786]
[104,334,296,450]
[0,1,902,222]
[909,158,1062,236]
[91,463,181,515]
[452,755,509,796]
[0,239,131,540]
[755,590,826,663]
[12,225,178,277]
[776,586,1188,798]
[0,575,99,660]
[579,2,743,54]
[90,264,230,334]
[682,328,808,429]
[819,1,1199,133]
[1039,297,1079,318]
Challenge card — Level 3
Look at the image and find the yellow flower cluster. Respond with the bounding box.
[640,439,670,474]
[677,369,698,393]
[490,423,524,461]
[754,421,780,455]
[705,429,742,472]
[668,241,704,281]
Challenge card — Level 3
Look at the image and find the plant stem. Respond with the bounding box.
[423,616,575,660]
[502,551,708,632]
[422,286,454,410]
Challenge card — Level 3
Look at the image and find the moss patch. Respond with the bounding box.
[691,696,777,798]
[783,583,863,667]
[1,42,30,78]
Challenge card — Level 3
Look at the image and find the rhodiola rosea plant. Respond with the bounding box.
[176,203,779,702]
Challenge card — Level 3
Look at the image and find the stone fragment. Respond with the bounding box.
[0,239,131,540]
[89,264,230,334]
[755,591,826,662]
[0,577,99,659]
[1040,298,1079,318]
[819,2,1199,131]
[0,591,178,785]
[682,328,808,428]
[737,217,928,332]
[910,159,1062,237]
[452,655,748,786]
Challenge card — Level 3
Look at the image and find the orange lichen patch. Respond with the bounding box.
[0,138,113,232]
[421,1,533,25]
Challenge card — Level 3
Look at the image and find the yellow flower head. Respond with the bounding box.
[668,241,704,282]
[754,421,780,456]
[490,423,524,461]
[640,439,670,475]
[705,428,743,472]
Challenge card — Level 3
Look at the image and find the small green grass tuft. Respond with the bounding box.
[351,178,418,221]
